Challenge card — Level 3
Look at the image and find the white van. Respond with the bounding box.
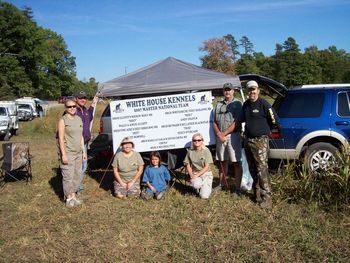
[0,101,19,135]
[15,97,37,118]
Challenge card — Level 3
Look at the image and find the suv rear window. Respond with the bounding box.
[276,92,324,118]
[337,91,350,117]
[102,105,111,117]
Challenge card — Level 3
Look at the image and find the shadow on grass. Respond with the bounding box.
[0,170,32,188]
[169,170,194,195]
[88,169,114,194]
[49,167,63,201]
[87,155,114,194]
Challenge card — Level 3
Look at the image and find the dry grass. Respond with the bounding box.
[0,102,349,262]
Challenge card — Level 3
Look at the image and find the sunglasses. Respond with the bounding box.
[77,97,87,100]
[66,105,77,109]
[192,139,202,142]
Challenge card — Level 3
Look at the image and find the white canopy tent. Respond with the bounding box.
[97,57,242,98]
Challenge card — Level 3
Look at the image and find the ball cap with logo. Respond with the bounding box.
[75,90,87,98]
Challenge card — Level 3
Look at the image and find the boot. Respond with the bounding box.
[259,195,272,209]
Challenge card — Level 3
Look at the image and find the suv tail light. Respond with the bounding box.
[270,128,282,139]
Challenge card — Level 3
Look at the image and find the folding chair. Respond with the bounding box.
[167,148,189,186]
[0,142,32,186]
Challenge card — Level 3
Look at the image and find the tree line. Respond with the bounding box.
[0,2,97,100]
[1,2,350,101]
[200,34,350,87]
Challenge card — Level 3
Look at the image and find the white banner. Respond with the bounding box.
[110,91,215,153]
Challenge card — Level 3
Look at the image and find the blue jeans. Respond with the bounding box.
[77,143,88,193]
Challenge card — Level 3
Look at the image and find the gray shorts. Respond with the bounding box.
[216,132,242,162]
[113,180,141,197]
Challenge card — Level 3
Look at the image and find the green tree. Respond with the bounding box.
[270,37,305,86]
[235,54,259,75]
[302,45,323,84]
[239,36,254,55]
[223,34,240,63]
[0,2,78,99]
[319,46,350,83]
[0,2,36,97]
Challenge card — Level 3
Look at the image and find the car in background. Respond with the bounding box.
[0,101,19,135]
[58,96,75,104]
[0,106,11,140]
[58,96,66,104]
[16,97,37,118]
[99,105,112,142]
[18,104,34,121]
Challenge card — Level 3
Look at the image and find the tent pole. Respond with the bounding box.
[98,150,118,188]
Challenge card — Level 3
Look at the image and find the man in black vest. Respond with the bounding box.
[241,80,280,208]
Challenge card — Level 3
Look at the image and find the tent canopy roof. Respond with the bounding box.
[97,57,241,98]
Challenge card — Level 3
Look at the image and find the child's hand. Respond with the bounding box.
[149,185,156,193]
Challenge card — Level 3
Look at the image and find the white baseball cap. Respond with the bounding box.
[246,80,259,89]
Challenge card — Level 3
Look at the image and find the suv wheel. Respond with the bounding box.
[304,142,337,171]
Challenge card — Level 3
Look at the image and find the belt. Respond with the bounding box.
[246,135,269,139]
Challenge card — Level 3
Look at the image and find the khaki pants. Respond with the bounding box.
[60,153,82,198]
[191,171,213,199]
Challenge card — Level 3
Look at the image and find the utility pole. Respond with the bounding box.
[124,66,127,75]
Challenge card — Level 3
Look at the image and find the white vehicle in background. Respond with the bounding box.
[0,106,12,141]
[17,104,34,121]
[0,101,19,135]
[15,97,37,118]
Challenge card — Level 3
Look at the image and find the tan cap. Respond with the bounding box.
[246,80,259,89]
[120,137,134,148]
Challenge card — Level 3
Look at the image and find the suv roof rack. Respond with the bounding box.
[296,84,350,89]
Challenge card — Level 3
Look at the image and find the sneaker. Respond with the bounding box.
[155,191,165,200]
[65,198,75,208]
[73,198,83,206]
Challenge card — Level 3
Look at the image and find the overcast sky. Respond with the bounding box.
[7,0,350,83]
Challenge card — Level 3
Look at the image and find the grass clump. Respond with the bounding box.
[273,150,350,210]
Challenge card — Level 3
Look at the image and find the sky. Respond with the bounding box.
[6,0,350,83]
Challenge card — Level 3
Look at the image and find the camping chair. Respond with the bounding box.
[167,148,189,186]
[0,142,32,186]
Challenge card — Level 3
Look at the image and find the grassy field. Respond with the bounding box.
[0,102,349,262]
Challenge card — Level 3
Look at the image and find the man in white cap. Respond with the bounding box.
[212,82,243,197]
[241,80,280,209]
